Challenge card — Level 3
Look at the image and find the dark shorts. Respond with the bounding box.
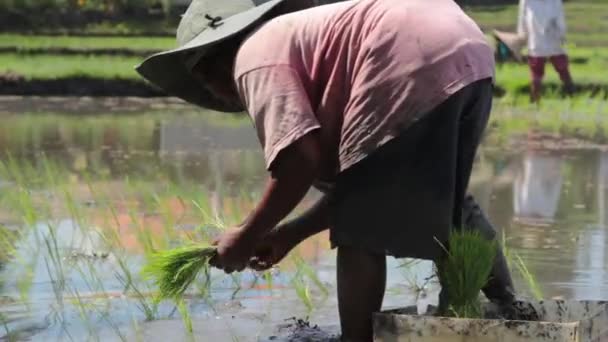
[329,78,493,261]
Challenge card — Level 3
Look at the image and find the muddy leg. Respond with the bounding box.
[528,56,546,103]
[438,195,516,314]
[338,246,386,342]
[462,195,516,305]
[550,54,575,96]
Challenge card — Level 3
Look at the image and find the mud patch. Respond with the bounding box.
[261,318,341,342]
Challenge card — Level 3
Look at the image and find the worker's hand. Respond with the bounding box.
[210,228,257,274]
[249,228,298,271]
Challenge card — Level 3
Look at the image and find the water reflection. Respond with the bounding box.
[471,146,608,300]
[3,108,608,339]
[513,150,564,226]
[0,112,268,193]
[3,111,608,301]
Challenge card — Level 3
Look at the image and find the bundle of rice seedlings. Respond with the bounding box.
[436,230,497,319]
[142,245,217,300]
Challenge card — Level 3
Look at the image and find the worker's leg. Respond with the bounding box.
[528,56,546,103]
[550,54,575,95]
[462,195,516,304]
[338,246,386,342]
[439,79,513,312]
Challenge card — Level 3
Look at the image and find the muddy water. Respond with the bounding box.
[1,99,608,341]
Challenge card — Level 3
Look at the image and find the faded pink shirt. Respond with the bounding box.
[235,0,495,181]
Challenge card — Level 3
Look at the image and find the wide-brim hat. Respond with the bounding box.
[136,0,309,112]
[493,30,526,62]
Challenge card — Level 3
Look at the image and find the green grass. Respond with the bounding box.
[0,53,142,79]
[0,34,175,51]
[1,45,606,102]
[501,233,544,301]
[494,46,608,97]
[0,1,605,102]
[486,98,608,146]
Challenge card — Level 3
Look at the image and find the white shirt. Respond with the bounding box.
[517,0,567,57]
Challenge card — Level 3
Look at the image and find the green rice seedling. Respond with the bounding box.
[127,207,156,256]
[154,193,180,243]
[15,258,36,306]
[115,270,158,322]
[193,265,213,299]
[1,224,37,306]
[69,288,98,341]
[501,232,543,300]
[229,273,244,299]
[130,314,144,342]
[177,299,195,341]
[292,274,314,314]
[74,257,110,301]
[98,308,128,342]
[142,245,217,300]
[514,254,544,301]
[0,227,18,263]
[288,253,327,313]
[111,248,159,321]
[436,230,497,319]
[0,313,12,342]
[4,154,27,189]
[42,222,67,308]
[292,255,329,298]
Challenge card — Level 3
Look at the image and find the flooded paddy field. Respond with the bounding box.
[1,98,608,341]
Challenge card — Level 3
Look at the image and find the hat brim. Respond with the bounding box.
[135,0,285,112]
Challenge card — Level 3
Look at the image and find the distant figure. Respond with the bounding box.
[518,0,575,102]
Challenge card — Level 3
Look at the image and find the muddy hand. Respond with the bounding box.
[210,228,256,274]
[249,228,297,271]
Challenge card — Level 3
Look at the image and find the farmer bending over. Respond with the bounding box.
[137,0,516,340]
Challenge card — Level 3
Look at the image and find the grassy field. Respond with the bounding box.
[494,46,608,98]
[0,34,174,51]
[0,1,606,101]
[2,44,605,101]
[0,53,141,79]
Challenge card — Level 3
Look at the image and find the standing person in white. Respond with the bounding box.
[518,0,575,102]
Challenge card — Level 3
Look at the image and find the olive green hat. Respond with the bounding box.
[136,0,311,112]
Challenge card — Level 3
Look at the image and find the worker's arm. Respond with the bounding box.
[211,130,322,272]
[249,194,332,270]
[243,130,321,238]
[275,192,332,243]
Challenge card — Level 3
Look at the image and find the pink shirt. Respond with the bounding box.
[235,0,495,181]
